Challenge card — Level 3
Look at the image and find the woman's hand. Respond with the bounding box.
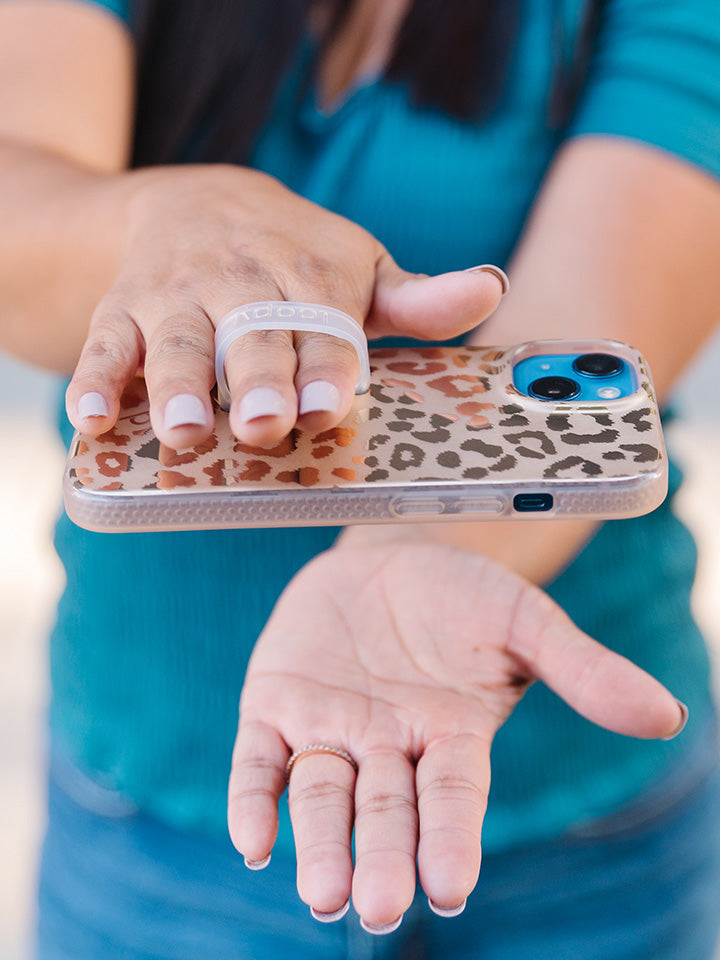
[65,165,506,449]
[228,542,685,931]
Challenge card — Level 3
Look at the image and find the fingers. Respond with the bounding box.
[351,750,418,930]
[222,327,360,445]
[416,735,489,913]
[288,751,356,916]
[287,741,484,928]
[223,256,507,445]
[228,720,288,866]
[224,328,299,445]
[68,290,364,450]
[142,305,216,448]
[236,739,485,929]
[220,247,508,444]
[294,331,360,432]
[507,585,686,739]
[70,253,507,447]
[66,300,143,437]
[67,294,218,449]
[366,247,508,341]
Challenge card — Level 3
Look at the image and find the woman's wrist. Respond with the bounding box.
[335,515,599,587]
[0,151,283,373]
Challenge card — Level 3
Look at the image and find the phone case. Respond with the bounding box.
[63,339,668,533]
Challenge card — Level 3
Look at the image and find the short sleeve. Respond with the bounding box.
[79,0,129,22]
[567,0,720,180]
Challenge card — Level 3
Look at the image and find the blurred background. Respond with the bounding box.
[1,337,719,960]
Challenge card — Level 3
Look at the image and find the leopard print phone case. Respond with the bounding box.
[63,340,667,532]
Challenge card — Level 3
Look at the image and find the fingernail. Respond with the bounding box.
[311,900,350,923]
[299,380,340,415]
[243,853,271,871]
[465,264,510,295]
[164,394,209,430]
[360,915,403,935]
[662,700,689,741]
[428,897,467,918]
[78,392,109,419]
[238,387,286,422]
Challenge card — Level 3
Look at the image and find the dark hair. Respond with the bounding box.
[129,0,605,169]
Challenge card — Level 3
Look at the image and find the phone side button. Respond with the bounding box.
[391,498,446,517]
[455,498,505,515]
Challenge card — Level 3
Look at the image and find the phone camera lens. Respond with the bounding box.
[572,353,624,377]
[529,376,580,401]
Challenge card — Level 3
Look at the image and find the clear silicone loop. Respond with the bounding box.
[214,301,371,411]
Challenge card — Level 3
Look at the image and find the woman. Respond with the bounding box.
[1,0,719,956]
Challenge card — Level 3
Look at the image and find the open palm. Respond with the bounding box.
[228,542,683,931]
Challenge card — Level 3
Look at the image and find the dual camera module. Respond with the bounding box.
[528,353,625,401]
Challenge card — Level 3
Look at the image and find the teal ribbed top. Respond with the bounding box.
[52,0,719,852]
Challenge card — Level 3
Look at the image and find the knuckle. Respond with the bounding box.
[227,329,296,372]
[154,331,211,361]
[219,247,276,287]
[418,775,486,806]
[161,276,203,305]
[355,792,416,821]
[291,779,350,807]
[146,316,213,366]
[229,784,277,805]
[293,250,336,285]
[233,755,281,774]
[298,334,359,373]
[81,312,138,370]
[238,328,294,349]
[293,251,364,305]
[82,336,128,367]
[421,824,481,847]
[506,581,555,663]
[230,756,285,787]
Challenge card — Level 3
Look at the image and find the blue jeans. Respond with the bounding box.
[36,720,720,960]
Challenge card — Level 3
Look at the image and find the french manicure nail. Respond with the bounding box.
[238,387,286,423]
[311,900,350,923]
[465,264,510,295]
[243,853,271,871]
[662,700,689,741]
[428,897,467,918]
[164,394,209,430]
[360,915,403,935]
[299,380,340,415]
[78,392,109,419]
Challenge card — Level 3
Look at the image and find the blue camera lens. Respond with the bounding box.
[528,376,580,401]
[572,353,624,378]
[513,352,636,401]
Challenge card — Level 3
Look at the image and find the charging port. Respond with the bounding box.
[513,493,554,513]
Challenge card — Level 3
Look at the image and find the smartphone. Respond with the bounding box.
[63,339,667,532]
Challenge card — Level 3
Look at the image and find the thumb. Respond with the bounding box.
[508,586,687,741]
[365,247,509,340]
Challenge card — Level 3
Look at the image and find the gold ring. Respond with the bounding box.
[286,744,358,781]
